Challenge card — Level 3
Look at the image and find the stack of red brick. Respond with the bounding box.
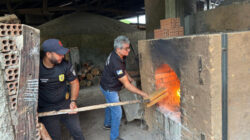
[154,18,184,39]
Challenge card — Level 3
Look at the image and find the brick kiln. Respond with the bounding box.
[139,31,250,140]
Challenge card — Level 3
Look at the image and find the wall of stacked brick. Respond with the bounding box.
[0,24,23,139]
[0,24,41,140]
[154,18,184,39]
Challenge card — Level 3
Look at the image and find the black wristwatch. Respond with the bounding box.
[71,100,77,103]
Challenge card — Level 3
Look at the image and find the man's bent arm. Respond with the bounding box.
[119,75,148,98]
[68,78,79,114]
[70,78,79,100]
[70,78,80,101]
[125,71,134,82]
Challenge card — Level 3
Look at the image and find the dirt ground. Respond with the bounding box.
[62,86,154,140]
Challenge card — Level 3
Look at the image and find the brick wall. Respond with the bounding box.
[154,18,184,39]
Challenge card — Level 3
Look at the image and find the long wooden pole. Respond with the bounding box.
[38,99,149,117]
[38,88,167,117]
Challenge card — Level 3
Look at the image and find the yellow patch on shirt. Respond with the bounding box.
[116,70,123,75]
[65,92,70,100]
[59,74,65,82]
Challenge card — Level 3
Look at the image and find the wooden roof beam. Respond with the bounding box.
[0,6,76,15]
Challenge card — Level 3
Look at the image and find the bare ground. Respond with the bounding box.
[62,86,154,140]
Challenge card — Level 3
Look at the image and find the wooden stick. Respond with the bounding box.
[39,99,149,117]
[147,92,168,108]
[39,123,52,140]
[147,88,167,101]
[38,89,167,117]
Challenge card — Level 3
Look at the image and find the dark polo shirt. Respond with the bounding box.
[38,59,77,112]
[100,51,126,91]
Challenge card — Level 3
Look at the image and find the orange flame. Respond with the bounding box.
[155,64,180,112]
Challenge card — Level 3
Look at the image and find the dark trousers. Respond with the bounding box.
[39,114,85,140]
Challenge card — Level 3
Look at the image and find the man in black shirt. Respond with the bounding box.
[38,39,84,140]
[100,35,148,140]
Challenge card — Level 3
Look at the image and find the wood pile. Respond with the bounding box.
[78,62,101,88]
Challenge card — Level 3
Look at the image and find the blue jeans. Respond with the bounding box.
[100,86,122,140]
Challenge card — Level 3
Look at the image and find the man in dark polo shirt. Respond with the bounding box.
[100,35,149,140]
[38,39,85,140]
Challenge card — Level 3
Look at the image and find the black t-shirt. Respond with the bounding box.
[100,51,126,91]
[38,59,77,112]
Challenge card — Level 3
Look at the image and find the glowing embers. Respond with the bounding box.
[155,64,180,112]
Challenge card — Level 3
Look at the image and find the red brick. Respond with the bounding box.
[160,18,181,29]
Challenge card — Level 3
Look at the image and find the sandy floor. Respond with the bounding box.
[62,86,154,140]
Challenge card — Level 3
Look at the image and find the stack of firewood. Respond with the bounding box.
[78,62,101,88]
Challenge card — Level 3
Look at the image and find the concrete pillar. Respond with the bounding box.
[165,0,184,19]
[145,0,165,39]
[165,0,176,18]
[165,0,184,26]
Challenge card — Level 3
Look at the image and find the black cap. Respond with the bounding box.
[42,39,69,55]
